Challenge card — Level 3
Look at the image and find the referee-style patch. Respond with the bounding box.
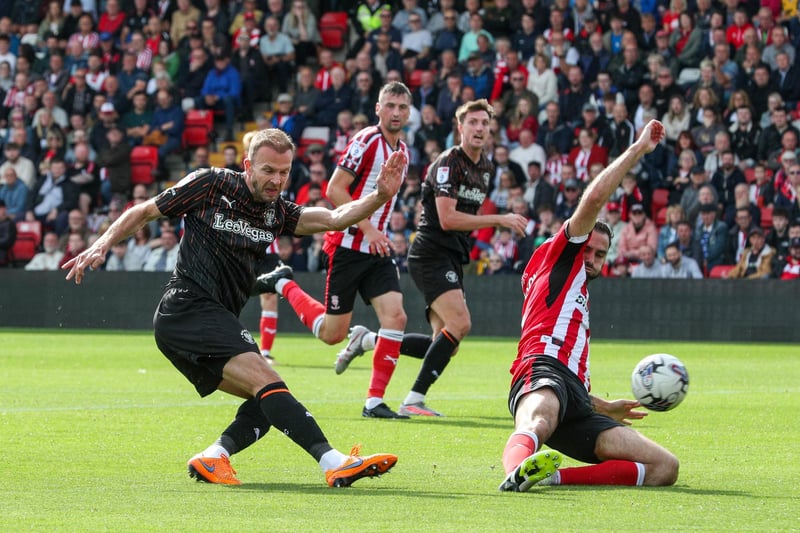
[436,167,450,184]
[241,329,255,345]
[445,270,458,283]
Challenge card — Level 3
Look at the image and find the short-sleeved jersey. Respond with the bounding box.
[410,145,494,263]
[324,126,408,254]
[154,167,303,314]
[510,224,593,391]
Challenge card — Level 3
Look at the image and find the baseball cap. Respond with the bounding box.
[100,102,115,113]
[630,203,645,213]
[584,13,597,23]
[699,203,717,213]
[307,143,325,154]
[276,93,293,103]
[563,178,581,190]
[243,11,256,20]
[656,29,670,38]
[748,227,764,238]
[468,51,482,61]
[99,31,113,42]
[782,150,797,162]
[606,201,620,212]
[691,164,706,174]
[582,102,598,113]
[790,237,800,248]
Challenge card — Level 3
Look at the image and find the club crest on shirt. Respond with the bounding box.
[264,208,276,227]
[445,270,458,283]
[483,172,491,187]
[330,294,340,310]
[348,141,366,160]
[241,329,255,345]
[436,167,450,184]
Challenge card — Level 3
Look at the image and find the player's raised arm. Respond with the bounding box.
[569,120,665,238]
[295,150,406,235]
[62,199,163,284]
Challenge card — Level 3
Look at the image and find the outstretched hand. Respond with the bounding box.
[375,150,408,200]
[502,213,529,236]
[62,245,108,284]
[603,399,649,425]
[637,120,665,155]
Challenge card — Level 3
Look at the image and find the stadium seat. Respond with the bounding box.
[130,145,159,185]
[650,188,669,221]
[319,12,349,51]
[10,220,42,267]
[760,206,773,229]
[708,265,734,278]
[655,206,667,226]
[183,109,215,150]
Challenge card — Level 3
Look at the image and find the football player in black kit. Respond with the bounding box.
[63,129,405,487]
[335,99,528,417]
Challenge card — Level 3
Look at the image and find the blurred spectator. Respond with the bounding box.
[725,206,758,265]
[435,73,462,128]
[729,106,760,168]
[772,237,800,279]
[68,141,99,214]
[695,202,728,272]
[189,145,210,171]
[350,69,379,125]
[293,65,321,121]
[629,245,661,278]
[143,227,178,271]
[24,231,63,270]
[766,207,791,261]
[200,16,228,58]
[710,149,746,210]
[656,204,684,259]
[280,1,319,67]
[117,52,148,112]
[147,89,183,168]
[126,225,151,269]
[555,178,582,221]
[0,199,15,265]
[329,110,355,162]
[179,47,211,111]
[61,67,95,117]
[661,241,703,278]
[171,0,201,45]
[105,239,144,270]
[770,52,800,109]
[723,182,760,229]
[504,97,538,149]
[483,251,514,275]
[295,162,328,206]
[58,208,91,248]
[510,131,546,178]
[312,66,352,129]
[674,220,699,262]
[758,106,798,165]
[616,203,658,270]
[774,160,800,220]
[568,126,608,182]
[232,11,261,51]
[559,65,591,128]
[122,0,156,44]
[727,227,774,279]
[223,145,243,172]
[537,101,573,157]
[259,15,295,99]
[90,102,119,153]
[232,32,267,121]
[0,167,28,220]
[490,171,515,213]
[85,52,109,93]
[200,53,241,141]
[122,91,152,146]
[0,143,36,190]
[491,144,525,192]
[127,30,154,72]
[26,157,79,234]
[96,126,131,203]
[98,32,122,73]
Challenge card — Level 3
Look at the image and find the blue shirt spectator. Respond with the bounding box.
[0,167,29,220]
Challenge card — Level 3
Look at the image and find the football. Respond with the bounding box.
[631,353,689,412]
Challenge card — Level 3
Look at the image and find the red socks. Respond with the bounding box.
[259,311,277,355]
[558,460,644,486]
[502,432,539,474]
[367,329,403,399]
[281,280,325,334]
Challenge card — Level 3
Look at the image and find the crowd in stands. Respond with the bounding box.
[1,0,799,280]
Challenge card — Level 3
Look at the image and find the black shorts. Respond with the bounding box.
[325,246,401,315]
[255,253,281,276]
[153,279,259,397]
[508,357,623,464]
[407,251,463,307]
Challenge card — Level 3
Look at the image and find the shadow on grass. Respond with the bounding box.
[549,485,755,497]
[234,483,469,499]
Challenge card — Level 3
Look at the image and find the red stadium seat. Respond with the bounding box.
[708,265,735,278]
[10,220,42,266]
[319,12,349,51]
[655,206,667,226]
[183,109,214,149]
[130,145,159,185]
[405,69,425,92]
[650,188,669,221]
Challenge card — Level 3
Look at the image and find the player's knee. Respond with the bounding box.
[380,308,407,330]
[448,316,471,339]
[648,452,679,486]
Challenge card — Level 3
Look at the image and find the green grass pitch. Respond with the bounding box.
[1,329,798,531]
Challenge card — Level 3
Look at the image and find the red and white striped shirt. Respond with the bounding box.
[324,126,408,254]
[512,224,592,390]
